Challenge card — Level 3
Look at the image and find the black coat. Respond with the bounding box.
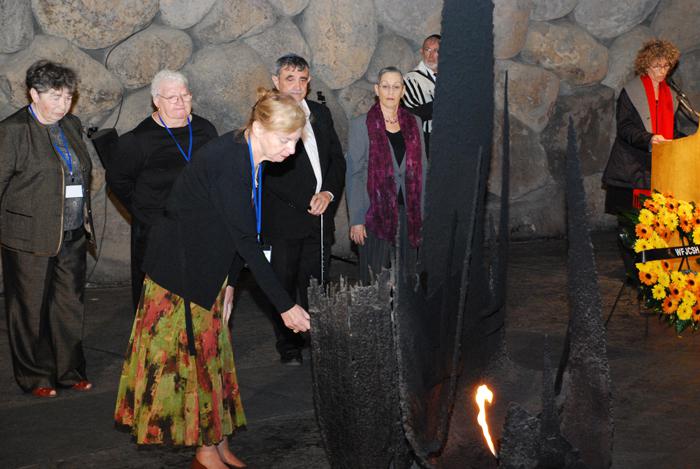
[603,84,681,190]
[261,100,345,240]
[143,132,294,313]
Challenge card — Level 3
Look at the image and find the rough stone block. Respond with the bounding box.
[521,21,609,86]
[106,25,193,90]
[31,0,158,49]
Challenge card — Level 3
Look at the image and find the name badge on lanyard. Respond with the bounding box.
[65,185,83,198]
[249,137,271,263]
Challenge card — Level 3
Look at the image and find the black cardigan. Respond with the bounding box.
[106,114,218,226]
[143,132,294,313]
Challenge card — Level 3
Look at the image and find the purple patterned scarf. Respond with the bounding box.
[365,102,423,248]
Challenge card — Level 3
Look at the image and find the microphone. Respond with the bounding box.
[667,77,687,99]
[667,77,699,122]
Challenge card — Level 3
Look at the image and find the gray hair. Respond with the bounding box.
[376,66,403,83]
[150,70,189,98]
[274,53,310,76]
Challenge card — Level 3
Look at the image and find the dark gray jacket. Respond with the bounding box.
[0,107,95,256]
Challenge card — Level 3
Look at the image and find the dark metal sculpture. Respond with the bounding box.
[397,0,499,463]
[308,273,410,469]
[499,119,613,469]
[557,118,614,468]
[499,337,584,469]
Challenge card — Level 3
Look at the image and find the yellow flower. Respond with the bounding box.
[683,289,697,306]
[678,302,692,320]
[693,227,700,245]
[652,192,667,206]
[652,284,666,300]
[678,201,694,218]
[647,260,663,275]
[662,211,678,231]
[634,239,652,253]
[649,232,668,249]
[671,271,687,287]
[638,209,655,226]
[658,272,671,288]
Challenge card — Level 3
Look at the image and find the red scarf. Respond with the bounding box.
[641,75,674,139]
[365,103,423,248]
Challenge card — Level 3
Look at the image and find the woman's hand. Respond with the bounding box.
[651,134,670,144]
[308,191,333,216]
[223,286,234,324]
[281,304,311,333]
[350,224,367,246]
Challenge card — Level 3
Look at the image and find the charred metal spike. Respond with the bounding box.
[559,117,614,468]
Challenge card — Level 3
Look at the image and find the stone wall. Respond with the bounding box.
[0,0,698,284]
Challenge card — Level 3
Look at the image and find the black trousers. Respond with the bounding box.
[130,220,150,312]
[268,232,330,355]
[3,228,88,392]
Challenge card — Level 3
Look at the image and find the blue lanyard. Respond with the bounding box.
[29,105,73,175]
[248,137,264,243]
[159,115,193,162]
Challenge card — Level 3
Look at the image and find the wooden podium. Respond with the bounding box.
[651,128,700,269]
[651,128,700,202]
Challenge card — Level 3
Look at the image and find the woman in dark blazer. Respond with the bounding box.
[346,66,428,284]
[114,89,310,469]
[0,60,95,398]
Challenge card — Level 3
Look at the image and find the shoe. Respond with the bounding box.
[71,380,93,391]
[191,457,207,469]
[280,350,303,366]
[31,387,57,398]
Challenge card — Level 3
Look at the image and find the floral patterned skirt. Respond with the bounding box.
[114,276,246,446]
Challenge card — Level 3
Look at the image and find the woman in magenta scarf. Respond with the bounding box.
[345,66,428,283]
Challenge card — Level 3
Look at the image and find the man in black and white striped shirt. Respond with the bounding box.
[403,34,440,154]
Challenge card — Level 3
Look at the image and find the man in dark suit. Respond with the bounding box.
[263,54,345,365]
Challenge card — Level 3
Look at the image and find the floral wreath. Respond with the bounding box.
[631,191,700,333]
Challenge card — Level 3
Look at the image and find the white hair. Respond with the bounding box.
[150,70,189,98]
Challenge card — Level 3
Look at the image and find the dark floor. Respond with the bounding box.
[1,232,699,468]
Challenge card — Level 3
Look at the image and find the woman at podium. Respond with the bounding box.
[603,39,683,212]
[602,39,682,276]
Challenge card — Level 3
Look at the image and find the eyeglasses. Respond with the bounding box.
[157,93,193,104]
[650,63,671,70]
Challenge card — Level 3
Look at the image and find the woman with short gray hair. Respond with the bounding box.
[0,60,95,398]
[105,69,218,311]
